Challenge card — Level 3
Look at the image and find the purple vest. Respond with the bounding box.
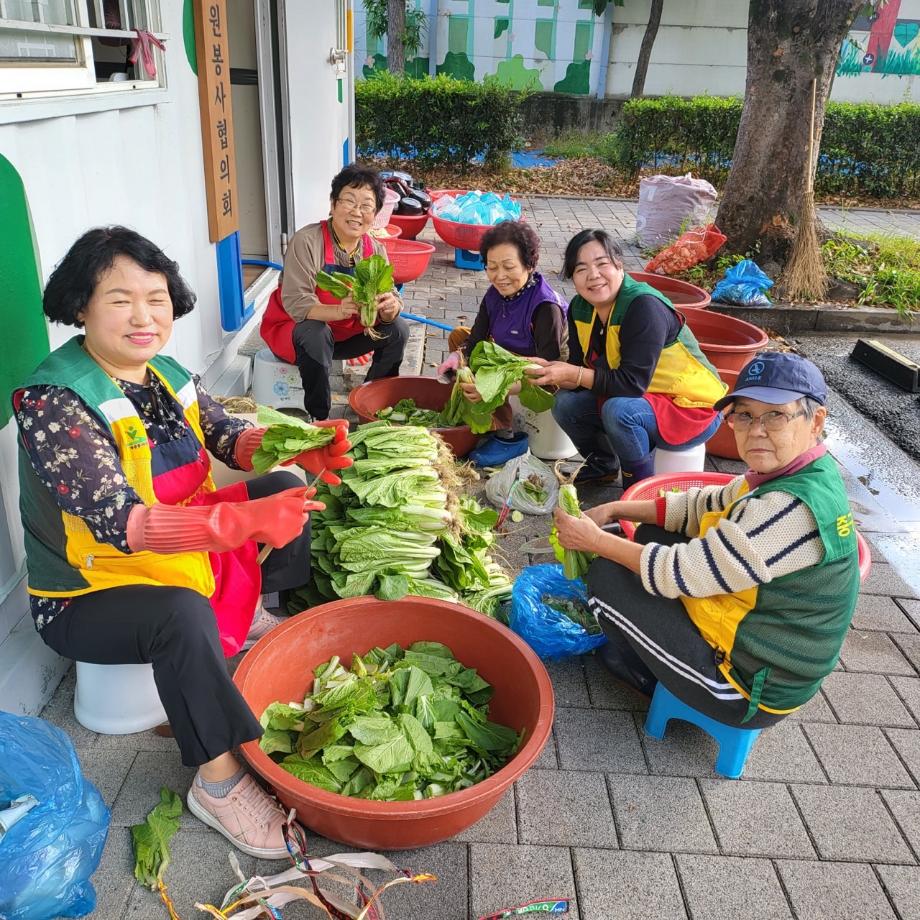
[483,272,568,355]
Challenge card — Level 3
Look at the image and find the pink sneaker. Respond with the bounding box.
[186,773,289,859]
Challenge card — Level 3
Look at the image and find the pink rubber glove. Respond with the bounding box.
[234,426,268,472]
[283,419,353,486]
[437,351,462,383]
[126,487,324,554]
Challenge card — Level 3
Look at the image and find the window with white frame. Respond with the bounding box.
[0,0,165,96]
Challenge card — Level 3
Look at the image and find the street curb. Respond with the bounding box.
[708,303,915,335]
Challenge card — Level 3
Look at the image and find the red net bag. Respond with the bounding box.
[645,224,727,276]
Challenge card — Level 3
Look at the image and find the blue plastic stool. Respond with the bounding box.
[644,683,762,779]
[455,248,484,270]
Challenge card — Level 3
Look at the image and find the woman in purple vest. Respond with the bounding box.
[437,220,568,465]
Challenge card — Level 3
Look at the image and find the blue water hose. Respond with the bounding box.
[242,258,284,271]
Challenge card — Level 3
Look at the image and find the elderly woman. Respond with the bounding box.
[260,164,408,421]
[553,353,860,726]
[437,220,568,466]
[13,227,351,859]
[527,229,725,488]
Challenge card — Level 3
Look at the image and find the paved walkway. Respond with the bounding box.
[42,200,920,919]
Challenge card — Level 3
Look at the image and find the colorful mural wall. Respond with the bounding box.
[357,0,610,96]
[837,0,920,78]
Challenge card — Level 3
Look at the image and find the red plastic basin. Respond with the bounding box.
[382,223,402,239]
[629,271,711,309]
[430,214,497,252]
[348,375,478,457]
[388,212,429,240]
[682,309,769,372]
[428,188,470,202]
[705,367,742,461]
[235,597,555,849]
[379,237,436,285]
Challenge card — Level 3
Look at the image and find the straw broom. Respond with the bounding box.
[780,78,828,301]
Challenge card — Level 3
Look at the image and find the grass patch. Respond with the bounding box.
[543,131,617,162]
[822,232,920,318]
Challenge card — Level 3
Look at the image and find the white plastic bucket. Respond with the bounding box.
[74,662,167,734]
[509,396,577,461]
[252,347,305,411]
[373,188,400,229]
[654,441,706,475]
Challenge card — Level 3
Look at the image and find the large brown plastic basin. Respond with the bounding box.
[628,271,711,309]
[705,367,742,460]
[348,375,478,457]
[682,309,769,372]
[235,597,555,849]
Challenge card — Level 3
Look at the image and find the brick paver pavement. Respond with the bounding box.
[44,199,920,919]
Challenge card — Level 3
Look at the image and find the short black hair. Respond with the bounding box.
[330,164,385,212]
[43,227,196,327]
[479,220,540,269]
[561,229,624,280]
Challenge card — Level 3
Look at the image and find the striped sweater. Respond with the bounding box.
[639,478,824,600]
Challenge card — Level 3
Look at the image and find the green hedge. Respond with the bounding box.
[356,73,525,168]
[613,96,920,199]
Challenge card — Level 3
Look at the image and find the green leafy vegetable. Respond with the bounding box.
[317,253,394,340]
[261,642,520,801]
[549,483,595,580]
[376,398,444,428]
[131,787,182,891]
[544,594,600,634]
[250,405,338,473]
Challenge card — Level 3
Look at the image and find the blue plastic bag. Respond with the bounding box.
[510,564,607,661]
[711,259,774,306]
[0,711,110,920]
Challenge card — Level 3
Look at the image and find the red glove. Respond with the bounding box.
[283,419,353,486]
[234,426,268,472]
[126,487,324,554]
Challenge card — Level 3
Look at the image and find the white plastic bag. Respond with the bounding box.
[485,452,559,515]
[636,173,717,248]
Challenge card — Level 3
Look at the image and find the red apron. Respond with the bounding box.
[150,427,260,657]
[260,220,376,363]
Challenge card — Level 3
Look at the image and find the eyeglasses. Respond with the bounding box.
[335,196,377,216]
[726,409,806,432]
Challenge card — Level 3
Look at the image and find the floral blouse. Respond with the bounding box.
[15,374,250,631]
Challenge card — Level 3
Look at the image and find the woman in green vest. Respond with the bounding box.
[552,353,860,726]
[526,229,725,487]
[13,228,352,860]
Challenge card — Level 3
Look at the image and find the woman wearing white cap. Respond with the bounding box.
[553,352,860,727]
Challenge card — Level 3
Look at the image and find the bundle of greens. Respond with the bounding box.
[440,366,476,428]
[259,642,521,801]
[520,473,549,506]
[250,405,338,474]
[544,595,601,634]
[455,342,555,434]
[131,787,182,917]
[549,483,595,580]
[287,420,513,616]
[376,398,444,428]
[315,253,394,340]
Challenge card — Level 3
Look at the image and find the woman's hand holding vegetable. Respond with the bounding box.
[525,357,590,390]
[461,380,482,403]
[553,506,605,554]
[338,295,359,319]
[283,419,353,485]
[376,290,402,323]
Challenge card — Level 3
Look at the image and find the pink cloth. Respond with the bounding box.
[744,442,827,490]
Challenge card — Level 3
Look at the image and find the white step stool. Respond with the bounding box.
[251,347,305,411]
[74,661,167,734]
[509,396,577,461]
[654,441,707,475]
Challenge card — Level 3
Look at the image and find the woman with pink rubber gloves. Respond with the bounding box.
[13,227,351,860]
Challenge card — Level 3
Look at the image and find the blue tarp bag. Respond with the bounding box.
[711,259,774,306]
[0,711,110,920]
[510,563,607,661]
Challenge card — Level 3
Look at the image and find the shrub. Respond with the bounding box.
[356,73,526,168]
[612,96,920,199]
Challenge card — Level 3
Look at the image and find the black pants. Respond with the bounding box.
[292,317,410,420]
[41,471,310,767]
[586,525,785,729]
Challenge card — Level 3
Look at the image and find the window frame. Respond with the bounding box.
[0,0,167,98]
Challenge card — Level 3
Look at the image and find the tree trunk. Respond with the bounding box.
[715,0,864,265]
[387,0,406,74]
[631,0,664,98]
